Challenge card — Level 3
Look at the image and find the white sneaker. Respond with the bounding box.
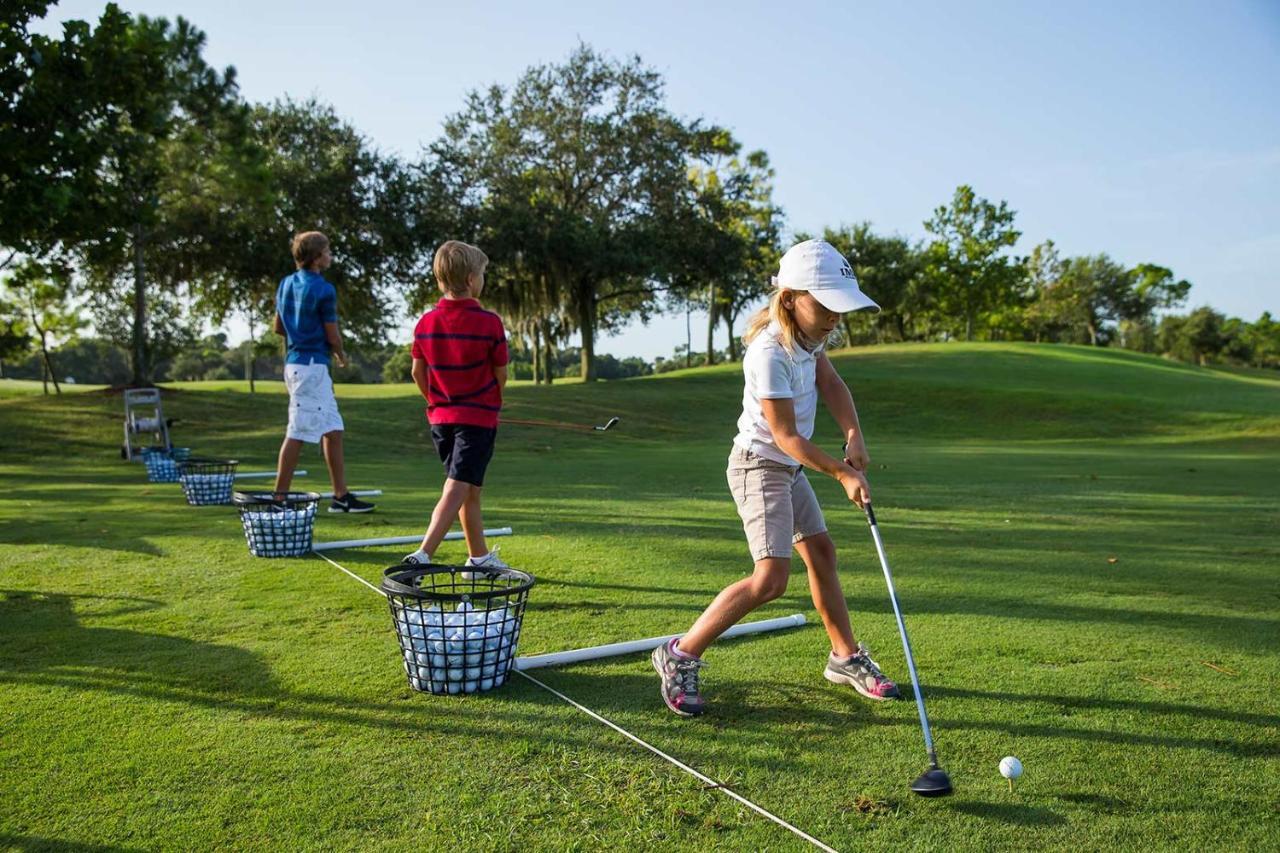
[462,547,510,579]
[402,548,432,565]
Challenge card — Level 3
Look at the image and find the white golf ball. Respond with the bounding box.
[999,756,1023,780]
[480,677,494,691]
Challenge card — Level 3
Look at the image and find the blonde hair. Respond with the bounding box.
[291,231,329,269]
[743,288,839,354]
[433,240,489,296]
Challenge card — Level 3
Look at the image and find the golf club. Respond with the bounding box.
[502,415,620,433]
[863,502,953,797]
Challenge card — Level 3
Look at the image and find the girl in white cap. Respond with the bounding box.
[652,239,899,716]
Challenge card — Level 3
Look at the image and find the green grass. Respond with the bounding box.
[1,342,1277,851]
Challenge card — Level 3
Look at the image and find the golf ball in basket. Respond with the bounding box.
[999,756,1023,780]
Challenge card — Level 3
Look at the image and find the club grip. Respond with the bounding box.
[864,503,877,525]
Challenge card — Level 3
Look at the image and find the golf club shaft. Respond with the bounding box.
[865,504,939,763]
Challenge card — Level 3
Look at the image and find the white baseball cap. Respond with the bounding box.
[772,240,880,314]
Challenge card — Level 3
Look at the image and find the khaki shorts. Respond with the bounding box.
[726,445,827,561]
[284,363,344,443]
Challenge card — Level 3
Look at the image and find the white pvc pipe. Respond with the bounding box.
[311,526,514,553]
[515,613,806,670]
[316,489,383,498]
[236,470,308,479]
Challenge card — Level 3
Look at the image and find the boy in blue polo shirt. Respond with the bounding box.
[272,231,374,513]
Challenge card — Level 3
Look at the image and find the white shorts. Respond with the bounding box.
[284,363,344,443]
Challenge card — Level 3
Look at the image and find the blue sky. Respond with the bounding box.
[34,1,1280,358]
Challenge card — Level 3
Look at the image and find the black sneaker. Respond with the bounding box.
[328,493,375,513]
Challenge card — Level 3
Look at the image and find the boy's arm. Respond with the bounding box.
[411,357,431,402]
[761,397,869,507]
[815,352,868,470]
[273,313,285,336]
[323,322,348,369]
[492,319,509,390]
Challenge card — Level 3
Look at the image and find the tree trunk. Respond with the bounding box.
[685,308,692,368]
[27,294,60,394]
[531,324,541,385]
[577,283,596,382]
[38,330,60,395]
[1087,322,1099,346]
[705,282,717,366]
[723,310,738,361]
[540,317,553,385]
[131,225,148,385]
[965,311,974,342]
[245,311,257,393]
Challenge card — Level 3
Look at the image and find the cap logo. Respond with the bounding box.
[839,263,854,279]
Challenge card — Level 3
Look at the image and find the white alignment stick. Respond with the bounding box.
[311,527,513,553]
[236,470,308,479]
[316,489,384,498]
[515,613,805,670]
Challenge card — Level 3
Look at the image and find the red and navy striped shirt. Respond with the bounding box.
[411,298,509,428]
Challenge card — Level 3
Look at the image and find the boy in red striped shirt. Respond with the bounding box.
[402,241,511,572]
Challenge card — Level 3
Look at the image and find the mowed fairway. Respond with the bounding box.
[1,342,1277,851]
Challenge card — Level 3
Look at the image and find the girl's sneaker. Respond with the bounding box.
[651,639,706,716]
[824,643,900,701]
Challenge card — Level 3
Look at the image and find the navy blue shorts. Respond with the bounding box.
[431,424,497,487]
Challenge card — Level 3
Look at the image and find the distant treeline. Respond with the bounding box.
[2,6,1275,396]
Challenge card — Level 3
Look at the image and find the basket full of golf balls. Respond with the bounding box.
[177,457,239,506]
[233,491,321,557]
[141,446,191,483]
[381,563,535,695]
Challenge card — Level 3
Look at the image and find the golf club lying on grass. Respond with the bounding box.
[863,502,953,797]
[503,415,619,433]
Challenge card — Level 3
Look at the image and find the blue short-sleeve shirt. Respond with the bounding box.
[276,270,337,365]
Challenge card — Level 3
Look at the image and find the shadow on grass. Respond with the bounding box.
[0,835,142,852]
[529,667,1279,760]
[0,590,278,696]
[946,801,1067,826]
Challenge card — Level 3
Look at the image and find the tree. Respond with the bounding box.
[0,260,83,393]
[822,224,924,345]
[1,3,110,263]
[670,147,780,364]
[0,296,31,378]
[1022,240,1069,342]
[425,44,719,380]
[922,185,1022,341]
[38,4,262,384]
[1159,306,1226,365]
[1242,312,1280,369]
[196,97,426,392]
[1118,263,1191,350]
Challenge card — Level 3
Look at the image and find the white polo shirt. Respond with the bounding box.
[733,322,822,466]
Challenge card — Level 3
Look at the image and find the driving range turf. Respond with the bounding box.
[1,342,1277,851]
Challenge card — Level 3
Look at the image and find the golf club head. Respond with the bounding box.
[909,766,953,797]
[595,416,620,431]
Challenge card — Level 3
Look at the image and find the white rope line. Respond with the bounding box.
[514,669,840,852]
[312,550,386,597]
[313,550,840,853]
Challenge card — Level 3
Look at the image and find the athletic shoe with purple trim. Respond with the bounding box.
[824,643,900,700]
[651,638,706,716]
